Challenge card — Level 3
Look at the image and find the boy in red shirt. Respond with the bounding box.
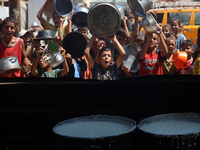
[0,17,31,77]
[138,27,168,76]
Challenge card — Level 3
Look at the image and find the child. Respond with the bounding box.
[162,24,171,38]
[178,40,194,74]
[31,46,69,78]
[162,37,177,74]
[37,0,66,52]
[0,17,32,77]
[170,18,186,51]
[27,22,44,38]
[138,26,168,76]
[84,34,125,80]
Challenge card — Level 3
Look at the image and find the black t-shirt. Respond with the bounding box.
[92,62,119,80]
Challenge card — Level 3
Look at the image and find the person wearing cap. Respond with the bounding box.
[27,22,44,38]
[19,30,33,76]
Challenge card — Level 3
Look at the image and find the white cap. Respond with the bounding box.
[19,30,31,37]
[31,22,39,27]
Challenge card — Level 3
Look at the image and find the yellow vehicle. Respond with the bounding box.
[149,1,200,44]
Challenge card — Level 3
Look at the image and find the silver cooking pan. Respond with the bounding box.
[123,43,141,73]
[127,0,153,17]
[72,7,89,27]
[0,56,21,76]
[87,3,121,37]
[141,12,159,34]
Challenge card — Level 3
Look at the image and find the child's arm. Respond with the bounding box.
[67,16,72,33]
[139,33,152,60]
[84,35,96,69]
[31,47,43,76]
[157,26,168,57]
[37,0,51,27]
[130,11,139,43]
[59,46,69,76]
[22,41,32,74]
[111,34,126,68]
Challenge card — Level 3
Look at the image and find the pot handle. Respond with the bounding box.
[9,57,17,63]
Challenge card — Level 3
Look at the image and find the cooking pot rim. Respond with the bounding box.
[53,114,137,140]
[138,112,200,136]
[87,2,121,37]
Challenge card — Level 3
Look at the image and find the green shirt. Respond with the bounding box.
[36,68,63,78]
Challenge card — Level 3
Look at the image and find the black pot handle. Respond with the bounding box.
[9,57,17,63]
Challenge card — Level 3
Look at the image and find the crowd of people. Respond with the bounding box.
[0,0,200,80]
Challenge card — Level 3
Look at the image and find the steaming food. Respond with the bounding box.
[140,120,200,135]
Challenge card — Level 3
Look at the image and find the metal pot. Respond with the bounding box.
[46,51,64,68]
[53,115,137,150]
[72,7,89,27]
[62,31,87,58]
[141,12,159,34]
[87,3,121,37]
[44,0,55,18]
[35,30,55,40]
[0,56,21,76]
[127,0,153,17]
[123,43,141,73]
[54,0,73,16]
[138,113,200,150]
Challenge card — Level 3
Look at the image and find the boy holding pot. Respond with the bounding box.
[0,17,32,77]
[31,46,69,78]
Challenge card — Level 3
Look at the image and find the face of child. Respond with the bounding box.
[39,55,50,69]
[21,32,31,47]
[171,21,179,34]
[162,27,170,36]
[166,39,176,54]
[3,21,16,38]
[149,33,158,50]
[79,29,88,37]
[182,45,194,59]
[116,35,125,46]
[99,50,113,69]
[52,13,61,28]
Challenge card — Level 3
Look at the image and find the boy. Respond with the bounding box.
[138,27,168,76]
[84,34,125,80]
[178,40,194,74]
[170,19,186,51]
[31,46,69,78]
[37,0,67,52]
[162,36,177,74]
[0,17,32,77]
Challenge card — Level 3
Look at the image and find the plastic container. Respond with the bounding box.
[172,51,187,69]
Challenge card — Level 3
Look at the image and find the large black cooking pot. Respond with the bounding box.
[62,31,87,58]
[137,113,200,150]
[53,115,137,150]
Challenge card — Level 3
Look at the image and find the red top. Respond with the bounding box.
[179,58,193,74]
[139,49,163,76]
[0,36,25,77]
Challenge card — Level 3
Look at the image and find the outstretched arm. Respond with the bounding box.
[84,36,96,69]
[111,35,126,68]
[37,0,52,27]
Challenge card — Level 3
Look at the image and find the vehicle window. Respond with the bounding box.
[195,12,200,25]
[167,12,192,25]
[156,13,164,24]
